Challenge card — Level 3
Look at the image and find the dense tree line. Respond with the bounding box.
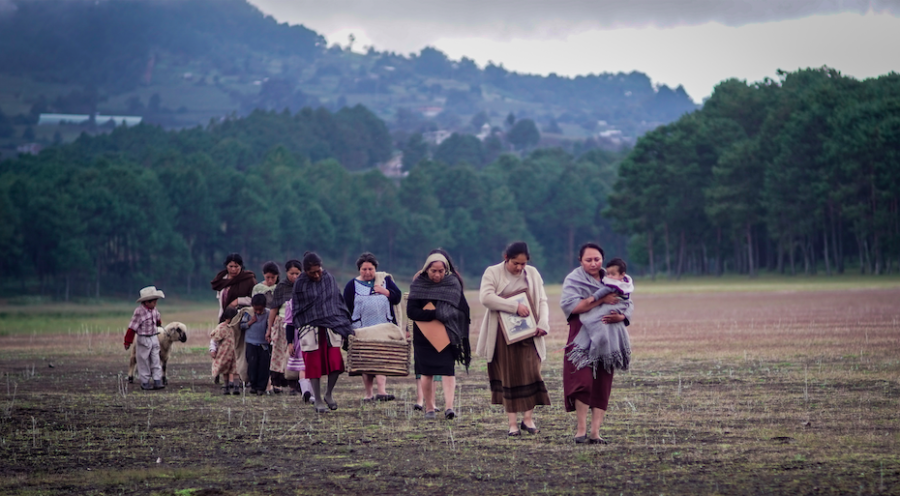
[0,106,625,299]
[606,67,900,277]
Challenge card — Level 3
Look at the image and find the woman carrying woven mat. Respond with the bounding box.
[560,242,633,445]
[289,252,354,413]
[343,252,403,403]
[407,249,471,420]
[476,241,550,437]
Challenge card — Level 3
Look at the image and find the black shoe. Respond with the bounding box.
[508,429,521,437]
[325,398,338,410]
[302,391,312,403]
[520,421,540,434]
[444,408,456,420]
[413,404,424,411]
[574,435,589,444]
[375,394,395,402]
[588,437,608,444]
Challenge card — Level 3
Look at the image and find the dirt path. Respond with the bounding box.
[1,288,899,495]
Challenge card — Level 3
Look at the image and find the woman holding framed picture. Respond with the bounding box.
[476,241,551,436]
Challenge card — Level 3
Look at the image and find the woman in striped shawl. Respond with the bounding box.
[289,252,354,413]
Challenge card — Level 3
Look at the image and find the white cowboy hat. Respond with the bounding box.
[136,286,166,303]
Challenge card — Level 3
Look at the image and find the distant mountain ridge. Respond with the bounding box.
[0,0,697,143]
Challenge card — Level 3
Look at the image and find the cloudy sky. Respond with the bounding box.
[248,0,900,103]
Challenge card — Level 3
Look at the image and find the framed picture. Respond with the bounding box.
[498,289,538,344]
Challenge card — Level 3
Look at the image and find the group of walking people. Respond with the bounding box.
[142,240,634,443]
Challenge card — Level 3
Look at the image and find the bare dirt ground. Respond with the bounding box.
[1,288,899,495]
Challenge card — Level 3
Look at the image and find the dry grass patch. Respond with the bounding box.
[0,285,898,494]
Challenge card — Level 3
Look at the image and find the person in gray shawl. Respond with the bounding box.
[560,243,633,445]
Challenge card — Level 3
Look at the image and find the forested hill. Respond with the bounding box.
[0,0,696,146]
[0,106,626,299]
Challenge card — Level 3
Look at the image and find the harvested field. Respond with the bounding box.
[1,284,899,495]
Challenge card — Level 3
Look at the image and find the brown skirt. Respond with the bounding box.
[488,325,550,413]
[563,318,614,412]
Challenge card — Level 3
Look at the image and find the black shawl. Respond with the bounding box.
[408,272,472,370]
[291,270,354,338]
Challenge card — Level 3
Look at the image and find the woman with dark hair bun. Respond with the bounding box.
[210,253,257,389]
[476,241,550,436]
[343,252,403,402]
[289,252,354,413]
[560,242,633,444]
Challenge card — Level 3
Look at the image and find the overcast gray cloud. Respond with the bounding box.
[250,0,900,49]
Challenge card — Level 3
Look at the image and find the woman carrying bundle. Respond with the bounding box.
[560,243,633,444]
[476,241,550,436]
[406,249,471,420]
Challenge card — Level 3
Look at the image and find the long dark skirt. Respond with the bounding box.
[563,318,614,412]
[301,327,345,380]
[413,324,455,376]
[488,326,550,413]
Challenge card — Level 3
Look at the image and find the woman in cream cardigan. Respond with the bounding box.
[476,241,550,436]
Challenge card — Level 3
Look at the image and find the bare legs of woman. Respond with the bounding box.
[415,377,425,409]
[574,399,606,442]
[507,409,537,435]
[421,375,436,413]
[442,376,455,415]
[310,378,324,411]
[362,373,388,399]
[324,372,339,408]
[309,372,340,412]
[420,375,455,417]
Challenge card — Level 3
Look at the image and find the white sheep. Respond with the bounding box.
[127,321,188,385]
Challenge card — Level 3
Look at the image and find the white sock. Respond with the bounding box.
[299,378,311,394]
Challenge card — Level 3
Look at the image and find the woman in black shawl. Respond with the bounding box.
[289,252,354,413]
[407,249,471,420]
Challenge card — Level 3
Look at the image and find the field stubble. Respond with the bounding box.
[1,286,898,495]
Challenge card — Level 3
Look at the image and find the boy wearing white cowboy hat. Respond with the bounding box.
[125,286,166,390]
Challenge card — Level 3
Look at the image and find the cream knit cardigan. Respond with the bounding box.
[475,262,549,363]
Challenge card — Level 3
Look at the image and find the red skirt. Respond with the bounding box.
[300,327,345,379]
[563,318,614,412]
